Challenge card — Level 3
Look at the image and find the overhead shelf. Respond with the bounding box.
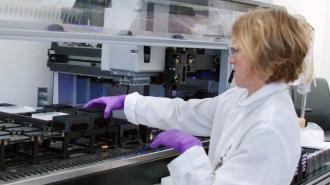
[0,26,229,49]
[223,0,279,8]
[144,0,279,11]
[0,0,277,49]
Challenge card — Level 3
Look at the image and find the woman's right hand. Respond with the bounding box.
[83,95,126,118]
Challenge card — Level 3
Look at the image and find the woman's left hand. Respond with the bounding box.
[150,129,202,153]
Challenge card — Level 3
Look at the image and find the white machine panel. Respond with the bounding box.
[101,45,165,72]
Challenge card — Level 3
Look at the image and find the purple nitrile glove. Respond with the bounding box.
[83,95,126,119]
[150,129,202,153]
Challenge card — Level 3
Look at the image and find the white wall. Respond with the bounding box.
[272,0,330,83]
[0,40,53,107]
[322,8,330,81]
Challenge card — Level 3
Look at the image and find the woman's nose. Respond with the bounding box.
[228,56,235,65]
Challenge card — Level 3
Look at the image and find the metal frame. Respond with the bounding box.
[0,27,228,49]
[223,0,279,8]
[218,49,230,94]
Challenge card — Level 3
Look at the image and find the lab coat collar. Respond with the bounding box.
[238,83,288,107]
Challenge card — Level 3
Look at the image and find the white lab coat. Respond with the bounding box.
[124,83,300,185]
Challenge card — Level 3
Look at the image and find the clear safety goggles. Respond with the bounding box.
[228,46,240,57]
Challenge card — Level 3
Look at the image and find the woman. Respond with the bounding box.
[85,8,308,185]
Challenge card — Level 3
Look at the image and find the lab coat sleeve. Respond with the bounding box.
[167,125,299,185]
[124,92,219,136]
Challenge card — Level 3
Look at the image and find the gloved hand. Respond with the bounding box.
[83,95,126,118]
[151,129,202,153]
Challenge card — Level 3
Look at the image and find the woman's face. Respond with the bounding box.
[228,44,254,88]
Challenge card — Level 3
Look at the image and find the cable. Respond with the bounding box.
[126,85,130,94]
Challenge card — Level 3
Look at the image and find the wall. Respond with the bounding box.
[322,9,330,81]
[0,40,53,107]
[272,0,330,83]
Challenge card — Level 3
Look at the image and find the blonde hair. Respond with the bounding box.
[232,8,309,83]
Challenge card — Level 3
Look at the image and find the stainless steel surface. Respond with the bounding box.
[301,163,330,185]
[1,139,209,185]
[305,171,330,185]
[2,148,178,185]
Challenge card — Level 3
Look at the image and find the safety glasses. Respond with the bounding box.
[228,46,240,57]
